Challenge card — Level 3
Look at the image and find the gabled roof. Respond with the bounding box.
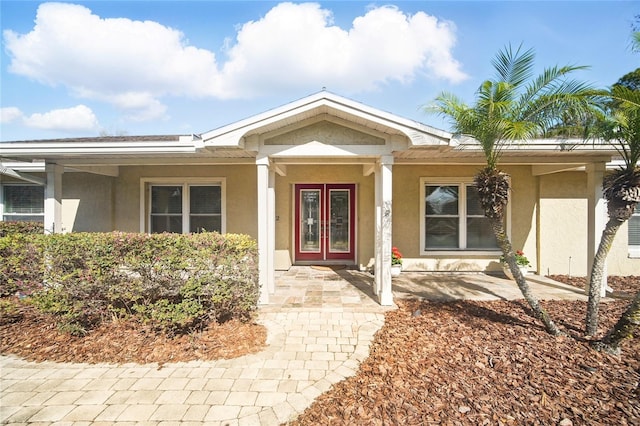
[0,91,622,167]
[200,90,452,149]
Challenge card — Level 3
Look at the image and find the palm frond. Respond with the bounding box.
[427,44,595,168]
[491,43,534,88]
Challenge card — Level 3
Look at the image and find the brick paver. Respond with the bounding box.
[1,268,585,425]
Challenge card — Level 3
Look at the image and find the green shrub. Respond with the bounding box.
[0,221,44,237]
[0,233,45,297]
[25,231,259,334]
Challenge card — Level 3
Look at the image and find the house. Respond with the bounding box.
[1,91,638,305]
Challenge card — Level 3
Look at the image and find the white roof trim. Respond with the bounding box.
[0,140,199,157]
[200,91,451,149]
[452,135,618,154]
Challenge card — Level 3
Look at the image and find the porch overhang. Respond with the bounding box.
[200,91,452,151]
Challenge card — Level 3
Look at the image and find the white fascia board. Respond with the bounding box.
[0,160,45,172]
[0,140,198,156]
[201,91,452,148]
[316,93,452,142]
[452,136,616,153]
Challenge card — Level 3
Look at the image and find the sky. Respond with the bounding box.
[0,1,638,142]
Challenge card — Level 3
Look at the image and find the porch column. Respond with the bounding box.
[44,163,63,234]
[257,156,275,304]
[374,155,394,306]
[268,167,276,292]
[586,162,607,297]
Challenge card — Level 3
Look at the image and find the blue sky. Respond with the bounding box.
[1,1,638,142]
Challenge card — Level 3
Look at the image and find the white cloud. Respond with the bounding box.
[221,3,467,97]
[4,2,466,116]
[22,105,99,131]
[3,2,218,120]
[1,107,23,124]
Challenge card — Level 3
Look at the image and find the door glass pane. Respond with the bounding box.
[425,217,459,249]
[329,190,349,253]
[300,190,320,252]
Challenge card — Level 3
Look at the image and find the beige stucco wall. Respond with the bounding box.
[608,220,639,276]
[536,170,639,277]
[392,165,539,272]
[538,171,588,276]
[7,160,637,277]
[274,165,375,269]
[62,173,114,232]
[108,164,257,236]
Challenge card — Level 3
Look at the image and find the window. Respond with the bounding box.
[630,205,640,257]
[1,185,44,222]
[143,179,225,234]
[421,179,499,252]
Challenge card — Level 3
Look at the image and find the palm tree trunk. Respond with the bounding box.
[490,217,562,336]
[592,290,640,355]
[585,218,624,336]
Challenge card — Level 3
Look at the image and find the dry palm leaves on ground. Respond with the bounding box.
[290,276,640,425]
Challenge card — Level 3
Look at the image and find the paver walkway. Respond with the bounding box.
[0,267,587,425]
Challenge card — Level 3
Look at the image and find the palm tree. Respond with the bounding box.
[631,15,640,53]
[585,83,640,338]
[428,44,598,335]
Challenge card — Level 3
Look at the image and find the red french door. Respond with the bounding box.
[295,184,356,262]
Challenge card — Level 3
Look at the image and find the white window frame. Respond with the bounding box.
[629,206,640,258]
[1,184,45,222]
[139,178,226,234]
[419,177,508,256]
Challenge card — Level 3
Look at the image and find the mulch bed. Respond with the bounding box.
[1,276,639,425]
[290,276,640,425]
[0,304,266,364]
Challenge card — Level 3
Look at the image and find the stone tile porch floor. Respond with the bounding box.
[1,267,587,425]
[267,265,589,308]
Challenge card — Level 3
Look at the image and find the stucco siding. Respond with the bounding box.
[608,220,639,276]
[538,172,588,276]
[112,164,257,236]
[62,173,114,232]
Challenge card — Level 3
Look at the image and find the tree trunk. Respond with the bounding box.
[585,218,624,336]
[593,290,640,355]
[490,217,562,336]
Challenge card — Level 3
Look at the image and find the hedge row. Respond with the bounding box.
[0,221,44,237]
[0,231,259,334]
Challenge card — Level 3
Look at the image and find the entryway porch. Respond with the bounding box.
[262,266,589,311]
